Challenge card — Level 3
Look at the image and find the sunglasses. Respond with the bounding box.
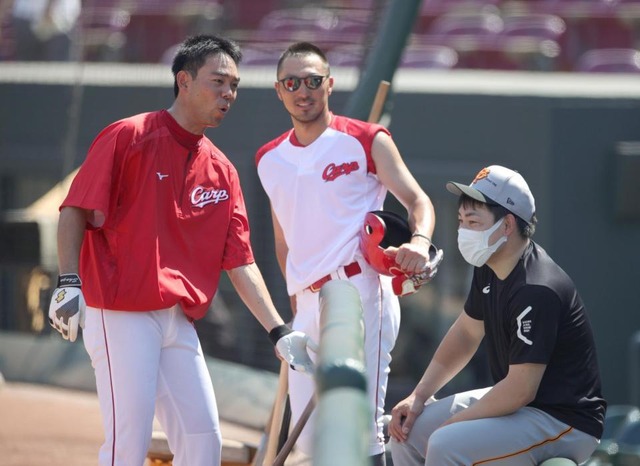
[278,75,329,92]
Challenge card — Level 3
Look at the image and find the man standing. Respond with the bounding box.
[389,165,606,465]
[256,42,440,464]
[48,35,314,466]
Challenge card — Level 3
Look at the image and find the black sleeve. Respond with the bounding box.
[464,268,484,321]
[508,285,563,365]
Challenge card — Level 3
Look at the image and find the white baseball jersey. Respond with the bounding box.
[256,114,390,295]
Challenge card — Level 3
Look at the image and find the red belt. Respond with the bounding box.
[307,261,362,293]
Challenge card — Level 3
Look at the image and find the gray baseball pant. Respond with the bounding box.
[389,387,599,466]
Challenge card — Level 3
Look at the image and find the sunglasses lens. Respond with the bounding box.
[283,77,300,92]
[281,75,326,91]
[306,76,324,89]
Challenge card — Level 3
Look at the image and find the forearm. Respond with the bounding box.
[414,344,475,401]
[446,363,544,424]
[407,195,436,241]
[227,263,284,332]
[57,207,88,274]
[414,316,482,401]
[447,380,531,424]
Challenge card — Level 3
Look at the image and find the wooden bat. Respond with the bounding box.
[272,395,316,466]
[252,360,289,466]
[367,80,391,124]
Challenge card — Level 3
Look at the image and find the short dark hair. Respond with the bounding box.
[276,41,330,78]
[459,194,537,238]
[171,34,242,97]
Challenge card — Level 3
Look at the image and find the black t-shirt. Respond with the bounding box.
[465,241,606,438]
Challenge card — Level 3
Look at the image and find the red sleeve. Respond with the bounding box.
[61,120,132,228]
[221,168,255,270]
[255,130,291,167]
[364,123,391,175]
[330,115,391,174]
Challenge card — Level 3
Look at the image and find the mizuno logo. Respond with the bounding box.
[157,172,169,180]
[190,186,229,208]
[482,285,491,294]
[516,306,533,345]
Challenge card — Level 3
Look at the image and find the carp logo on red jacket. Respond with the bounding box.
[190,186,229,208]
[322,161,359,182]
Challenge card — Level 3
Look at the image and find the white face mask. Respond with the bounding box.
[457,218,507,267]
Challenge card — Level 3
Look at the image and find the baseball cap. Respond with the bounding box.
[446,165,536,224]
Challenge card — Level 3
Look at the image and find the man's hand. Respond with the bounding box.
[388,393,436,442]
[48,273,86,342]
[269,325,318,375]
[391,245,444,296]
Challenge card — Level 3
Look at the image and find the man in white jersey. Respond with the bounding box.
[255,42,439,465]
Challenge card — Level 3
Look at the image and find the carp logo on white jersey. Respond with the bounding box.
[322,161,359,182]
[190,186,229,208]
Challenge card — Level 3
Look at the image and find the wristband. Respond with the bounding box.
[269,324,293,345]
[411,233,432,243]
[57,273,82,288]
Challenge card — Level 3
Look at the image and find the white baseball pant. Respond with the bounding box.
[83,304,221,466]
[289,259,401,456]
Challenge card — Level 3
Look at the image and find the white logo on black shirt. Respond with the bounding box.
[482,285,491,294]
[190,186,229,208]
[516,306,533,345]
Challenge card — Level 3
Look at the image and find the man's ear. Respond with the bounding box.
[176,70,191,93]
[504,214,517,235]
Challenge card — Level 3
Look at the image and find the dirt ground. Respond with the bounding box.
[0,382,272,466]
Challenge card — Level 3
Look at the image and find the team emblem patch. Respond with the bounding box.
[322,161,359,182]
[516,306,533,345]
[472,167,491,185]
[190,186,229,208]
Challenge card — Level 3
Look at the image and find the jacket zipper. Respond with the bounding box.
[179,151,193,216]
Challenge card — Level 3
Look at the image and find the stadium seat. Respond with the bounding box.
[502,14,566,41]
[428,11,504,39]
[575,47,640,72]
[118,0,222,63]
[0,11,16,60]
[237,42,286,67]
[562,15,636,70]
[250,7,368,51]
[420,0,502,19]
[223,0,280,30]
[499,14,566,70]
[77,3,131,62]
[400,44,459,69]
[413,12,526,70]
[416,0,502,33]
[326,44,367,68]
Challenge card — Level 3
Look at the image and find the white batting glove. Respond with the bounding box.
[48,273,86,342]
[269,325,318,376]
[392,245,444,297]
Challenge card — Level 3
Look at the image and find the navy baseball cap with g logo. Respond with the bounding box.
[446,165,536,225]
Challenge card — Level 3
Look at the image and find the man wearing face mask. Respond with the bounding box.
[387,165,606,466]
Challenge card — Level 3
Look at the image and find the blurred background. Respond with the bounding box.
[0,1,640,462]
